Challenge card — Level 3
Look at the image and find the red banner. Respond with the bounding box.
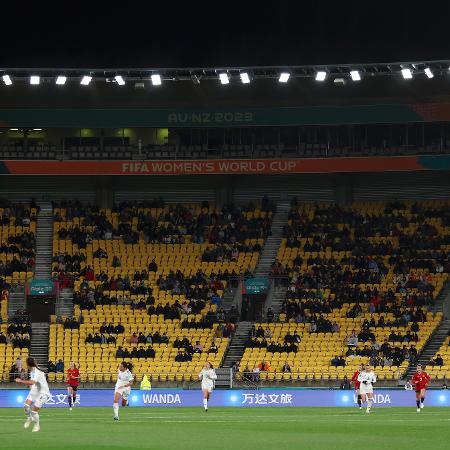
[1,157,425,175]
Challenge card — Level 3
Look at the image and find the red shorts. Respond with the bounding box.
[415,384,428,392]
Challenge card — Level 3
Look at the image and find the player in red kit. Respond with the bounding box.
[351,364,364,409]
[67,362,80,410]
[411,364,430,412]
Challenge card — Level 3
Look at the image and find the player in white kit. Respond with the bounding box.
[198,361,217,411]
[357,364,377,414]
[113,362,134,421]
[15,357,51,432]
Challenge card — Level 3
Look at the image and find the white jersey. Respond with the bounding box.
[115,369,133,391]
[358,370,376,388]
[199,368,217,391]
[29,367,50,396]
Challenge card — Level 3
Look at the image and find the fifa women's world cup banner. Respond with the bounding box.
[0,155,449,175]
[0,389,449,408]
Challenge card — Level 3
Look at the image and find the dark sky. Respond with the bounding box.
[2,2,449,68]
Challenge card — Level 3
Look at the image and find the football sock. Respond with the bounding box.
[30,411,39,426]
[203,399,208,410]
[357,395,362,407]
[416,400,420,408]
[73,394,76,405]
[420,397,425,404]
[24,403,31,417]
[113,403,119,418]
[68,396,73,407]
[367,400,373,409]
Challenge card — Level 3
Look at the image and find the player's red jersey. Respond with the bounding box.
[351,371,361,389]
[67,368,80,387]
[411,371,430,390]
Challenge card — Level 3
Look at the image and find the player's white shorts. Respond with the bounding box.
[201,382,214,393]
[115,386,131,400]
[359,385,374,395]
[26,391,50,408]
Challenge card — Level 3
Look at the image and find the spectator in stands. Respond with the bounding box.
[431,354,444,366]
[116,347,124,358]
[0,332,6,344]
[266,308,275,323]
[47,361,56,373]
[208,340,218,354]
[107,333,116,344]
[191,340,202,353]
[145,346,156,359]
[258,360,270,371]
[340,376,351,390]
[282,361,291,373]
[56,359,64,373]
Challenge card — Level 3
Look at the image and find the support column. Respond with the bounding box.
[95,176,114,208]
[333,174,353,206]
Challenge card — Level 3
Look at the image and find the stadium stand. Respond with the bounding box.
[0,201,36,381]
[48,200,272,381]
[238,199,450,382]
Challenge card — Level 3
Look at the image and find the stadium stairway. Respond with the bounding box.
[7,289,26,318]
[34,202,53,280]
[222,321,253,368]
[254,201,290,278]
[429,282,450,315]
[404,319,450,380]
[55,288,74,319]
[30,322,49,368]
[267,284,287,318]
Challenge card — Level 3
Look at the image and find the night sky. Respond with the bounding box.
[2,2,449,68]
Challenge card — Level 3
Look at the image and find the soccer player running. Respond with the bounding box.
[67,361,80,410]
[411,364,430,412]
[351,364,364,409]
[15,357,51,432]
[113,362,134,421]
[198,361,217,412]
[357,364,377,414]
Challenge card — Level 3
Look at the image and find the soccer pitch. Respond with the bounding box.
[1,407,450,450]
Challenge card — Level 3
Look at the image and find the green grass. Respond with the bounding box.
[1,407,450,450]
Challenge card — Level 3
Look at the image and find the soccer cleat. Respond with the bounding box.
[359,406,362,410]
[24,418,32,429]
[365,409,371,414]
[114,417,119,421]
[417,408,421,413]
[69,407,72,411]
[420,403,424,409]
[32,425,40,433]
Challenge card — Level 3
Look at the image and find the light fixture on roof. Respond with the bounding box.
[30,75,40,85]
[240,72,250,84]
[33,128,42,131]
[56,75,67,85]
[115,75,125,85]
[219,73,229,84]
[401,68,413,79]
[315,71,327,81]
[350,70,361,81]
[2,74,12,86]
[80,75,92,85]
[151,74,162,86]
[278,72,290,83]
[9,128,19,131]
[424,67,434,79]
